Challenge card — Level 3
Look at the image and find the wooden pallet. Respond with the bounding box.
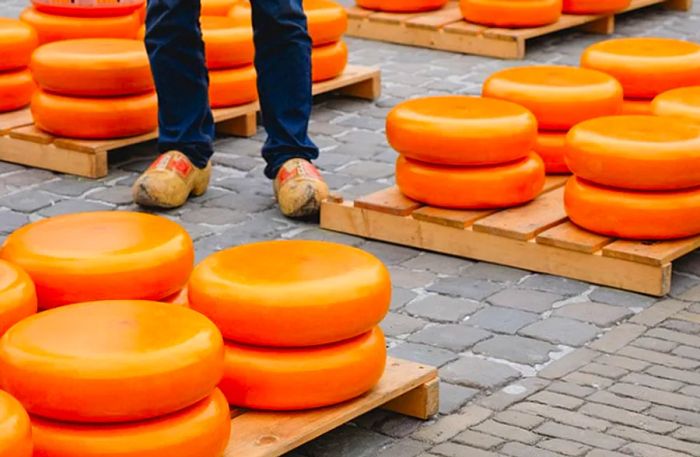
[321,176,700,296]
[0,65,381,179]
[223,357,438,457]
[346,0,692,59]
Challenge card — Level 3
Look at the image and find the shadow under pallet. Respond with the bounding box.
[346,0,692,59]
[0,65,381,179]
[321,176,700,296]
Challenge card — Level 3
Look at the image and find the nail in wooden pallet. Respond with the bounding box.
[0,65,381,179]
[320,176,700,296]
[223,358,438,457]
[346,0,692,59]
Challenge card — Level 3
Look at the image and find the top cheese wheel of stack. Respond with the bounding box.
[189,240,391,347]
[0,260,37,336]
[31,39,154,97]
[356,0,448,12]
[200,16,254,69]
[652,86,700,123]
[0,19,39,71]
[460,0,562,28]
[0,212,194,309]
[483,66,623,131]
[581,38,700,99]
[0,300,224,423]
[0,391,32,457]
[562,0,630,13]
[386,96,537,166]
[202,0,238,16]
[31,0,145,17]
[566,115,700,190]
[20,7,141,44]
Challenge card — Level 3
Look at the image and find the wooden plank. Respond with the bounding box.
[223,358,437,457]
[406,3,463,29]
[0,136,107,178]
[313,65,380,99]
[543,175,569,192]
[602,236,700,266]
[217,112,258,137]
[346,5,374,18]
[354,186,422,216]
[9,125,54,144]
[369,11,424,25]
[536,221,613,254]
[472,187,568,241]
[0,108,33,135]
[382,377,439,420]
[412,207,495,228]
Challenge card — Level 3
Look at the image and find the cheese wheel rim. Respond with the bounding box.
[201,16,255,69]
[0,18,39,71]
[312,40,348,82]
[460,0,562,27]
[31,0,145,17]
[534,131,571,174]
[356,0,448,12]
[562,0,630,13]
[652,86,700,123]
[202,0,238,16]
[0,260,38,337]
[0,391,32,457]
[0,69,36,113]
[620,98,652,115]
[20,7,140,44]
[209,66,258,108]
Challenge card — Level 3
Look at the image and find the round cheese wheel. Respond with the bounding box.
[202,0,238,16]
[162,287,189,306]
[0,392,32,457]
[189,240,391,347]
[356,0,448,12]
[620,98,652,115]
[387,96,537,166]
[565,176,700,240]
[581,38,700,100]
[460,0,562,27]
[31,89,158,139]
[0,300,224,423]
[652,86,700,123]
[566,115,700,191]
[483,66,623,131]
[0,70,35,113]
[209,66,258,108]
[31,39,154,97]
[0,261,37,337]
[562,0,630,13]
[396,153,546,209]
[0,19,39,71]
[31,389,230,457]
[20,7,140,44]
[31,0,145,18]
[0,211,193,309]
[201,16,254,70]
[534,132,570,174]
[312,40,348,82]
[219,327,386,410]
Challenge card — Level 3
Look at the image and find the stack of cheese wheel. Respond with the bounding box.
[202,0,239,15]
[201,16,257,108]
[229,0,348,82]
[189,240,390,410]
[562,0,630,13]
[0,212,194,309]
[21,0,142,44]
[0,300,231,456]
[356,0,448,12]
[460,0,562,28]
[29,39,157,139]
[582,37,700,116]
[0,19,38,113]
[0,260,37,337]
[565,115,700,240]
[387,96,545,208]
[0,391,32,457]
[652,86,700,124]
[483,66,623,174]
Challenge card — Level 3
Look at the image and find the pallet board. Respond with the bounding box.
[346,0,692,59]
[320,177,700,296]
[0,65,381,179]
[223,357,438,457]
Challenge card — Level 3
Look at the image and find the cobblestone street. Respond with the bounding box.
[2,1,700,455]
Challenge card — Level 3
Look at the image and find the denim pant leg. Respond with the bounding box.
[145,0,215,168]
[251,0,320,179]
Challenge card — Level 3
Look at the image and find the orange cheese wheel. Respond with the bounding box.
[202,0,238,16]
[581,38,700,100]
[652,86,700,123]
[0,261,37,337]
[387,96,537,166]
[20,7,140,44]
[31,89,158,139]
[31,39,154,97]
[201,17,254,70]
[220,327,386,410]
[620,98,652,115]
[31,0,145,18]
[0,392,32,457]
[565,177,700,240]
[396,153,546,209]
[0,70,35,113]
[534,132,570,174]
[189,240,391,347]
[460,0,562,27]
[312,40,348,82]
[162,287,189,306]
[209,66,258,108]
[356,0,448,12]
[483,66,623,131]
[0,212,193,309]
[566,115,700,191]
[0,300,224,423]
[0,19,39,71]
[31,389,230,457]
[562,0,630,13]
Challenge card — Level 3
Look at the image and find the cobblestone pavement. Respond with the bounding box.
[3,1,700,455]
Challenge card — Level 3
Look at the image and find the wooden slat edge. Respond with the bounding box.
[382,377,440,419]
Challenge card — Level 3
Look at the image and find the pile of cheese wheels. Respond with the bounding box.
[387,95,546,208]
[187,240,391,410]
[229,0,349,82]
[29,38,158,139]
[483,65,623,174]
[0,19,37,114]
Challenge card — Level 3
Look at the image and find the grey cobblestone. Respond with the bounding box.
[441,357,520,389]
[407,324,491,352]
[467,306,540,334]
[473,335,555,365]
[404,295,480,323]
[486,288,564,313]
[519,317,600,347]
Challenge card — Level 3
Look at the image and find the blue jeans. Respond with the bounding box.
[145,0,319,178]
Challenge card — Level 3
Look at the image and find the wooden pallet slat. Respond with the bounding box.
[0,108,33,135]
[536,221,613,254]
[602,236,700,266]
[354,186,423,216]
